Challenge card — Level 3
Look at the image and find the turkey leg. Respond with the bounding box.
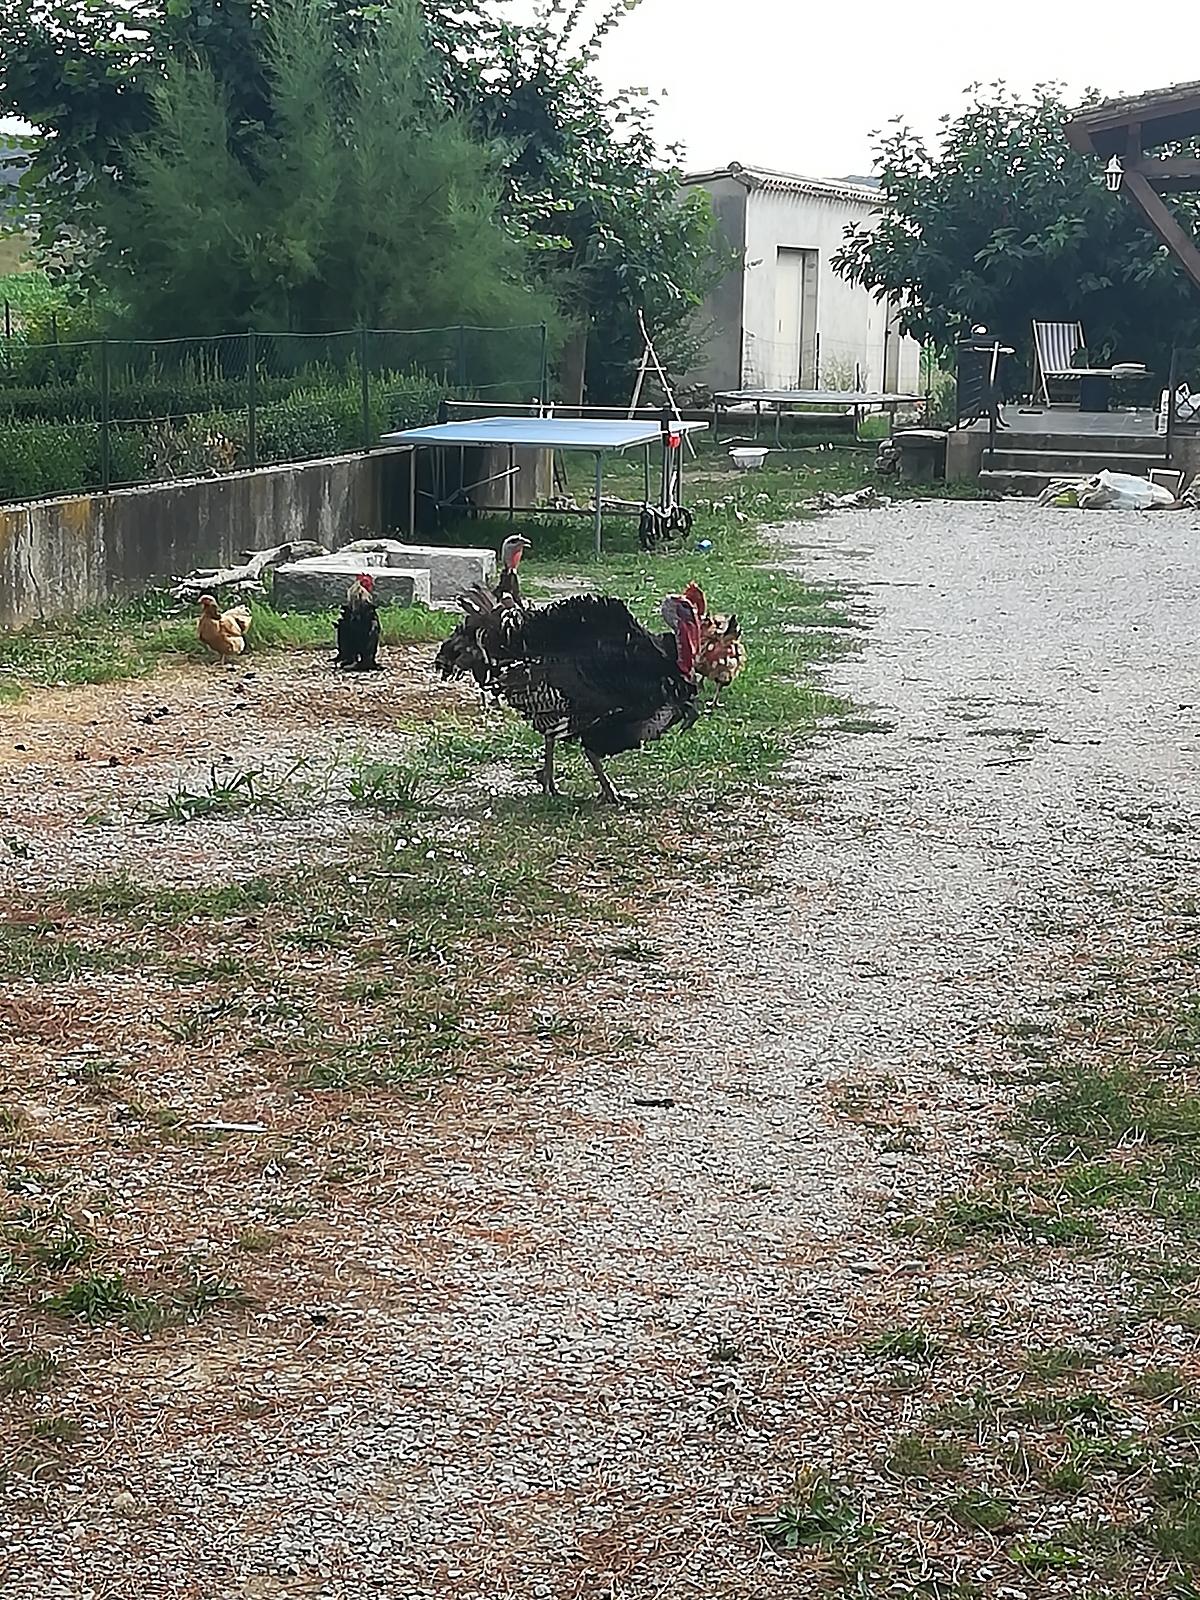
[539,733,561,798]
[585,749,625,805]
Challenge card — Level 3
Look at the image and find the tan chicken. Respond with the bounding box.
[683,582,746,710]
[197,595,253,660]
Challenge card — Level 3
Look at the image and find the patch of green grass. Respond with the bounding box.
[1066,1434,1145,1476]
[295,1019,461,1092]
[74,1058,124,1094]
[0,1103,26,1135]
[1024,1346,1102,1381]
[28,1414,81,1447]
[869,1326,944,1362]
[1007,1538,1085,1572]
[942,1489,1015,1533]
[5,1206,94,1273]
[0,923,121,983]
[234,1227,279,1255]
[147,763,309,823]
[171,1264,249,1322]
[1133,1368,1192,1402]
[754,1473,874,1552]
[929,1389,1002,1431]
[43,1272,153,1326]
[887,1434,965,1479]
[1020,1054,1200,1235]
[0,1349,58,1395]
[27,1213,93,1271]
[43,1264,247,1331]
[346,760,423,811]
[1011,1391,1113,1429]
[1151,1502,1200,1564]
[907,1189,1097,1249]
[0,592,452,699]
[1031,1064,1200,1149]
[378,602,454,646]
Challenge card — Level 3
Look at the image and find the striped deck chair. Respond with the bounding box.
[1032,320,1085,403]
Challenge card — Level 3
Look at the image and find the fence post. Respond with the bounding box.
[99,338,111,493]
[360,325,372,453]
[538,322,548,406]
[247,330,258,470]
[457,323,467,394]
[3,300,10,374]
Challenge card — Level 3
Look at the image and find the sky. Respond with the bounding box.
[585,0,1193,178]
[2,0,1191,173]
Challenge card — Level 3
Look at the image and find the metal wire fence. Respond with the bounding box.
[0,322,549,503]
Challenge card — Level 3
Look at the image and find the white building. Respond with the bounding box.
[680,163,921,395]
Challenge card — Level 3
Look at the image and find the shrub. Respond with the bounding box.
[0,420,93,500]
[0,366,444,501]
[378,372,442,431]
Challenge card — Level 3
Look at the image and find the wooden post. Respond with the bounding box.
[593,452,603,556]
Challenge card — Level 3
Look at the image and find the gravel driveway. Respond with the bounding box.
[9,499,1200,1598]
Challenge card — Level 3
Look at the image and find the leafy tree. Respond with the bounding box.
[834,82,1200,380]
[0,1,275,280]
[441,1,723,402]
[15,0,546,334]
[1,0,719,398]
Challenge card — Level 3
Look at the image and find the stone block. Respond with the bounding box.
[271,562,431,611]
[336,539,496,601]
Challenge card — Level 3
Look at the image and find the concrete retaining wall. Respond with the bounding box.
[0,449,412,629]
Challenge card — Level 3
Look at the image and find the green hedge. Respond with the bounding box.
[0,371,444,501]
[0,374,297,423]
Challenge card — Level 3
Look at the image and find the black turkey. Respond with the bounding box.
[434,589,700,802]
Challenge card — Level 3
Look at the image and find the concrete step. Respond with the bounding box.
[984,448,1171,476]
[994,430,1166,455]
[978,468,1177,497]
[978,470,1069,496]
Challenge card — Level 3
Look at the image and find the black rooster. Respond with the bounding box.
[335,573,381,670]
[434,590,701,802]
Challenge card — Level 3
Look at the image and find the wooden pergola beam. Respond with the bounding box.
[1121,169,1200,292]
[1065,85,1200,293]
[1128,156,1200,193]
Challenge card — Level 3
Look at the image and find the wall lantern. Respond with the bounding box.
[1104,155,1124,192]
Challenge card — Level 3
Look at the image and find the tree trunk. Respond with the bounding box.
[557,321,588,406]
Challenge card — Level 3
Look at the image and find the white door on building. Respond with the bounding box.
[774,247,818,389]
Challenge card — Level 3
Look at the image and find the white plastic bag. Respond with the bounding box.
[1078,470,1174,511]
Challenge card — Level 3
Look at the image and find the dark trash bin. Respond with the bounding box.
[1079,372,1111,413]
